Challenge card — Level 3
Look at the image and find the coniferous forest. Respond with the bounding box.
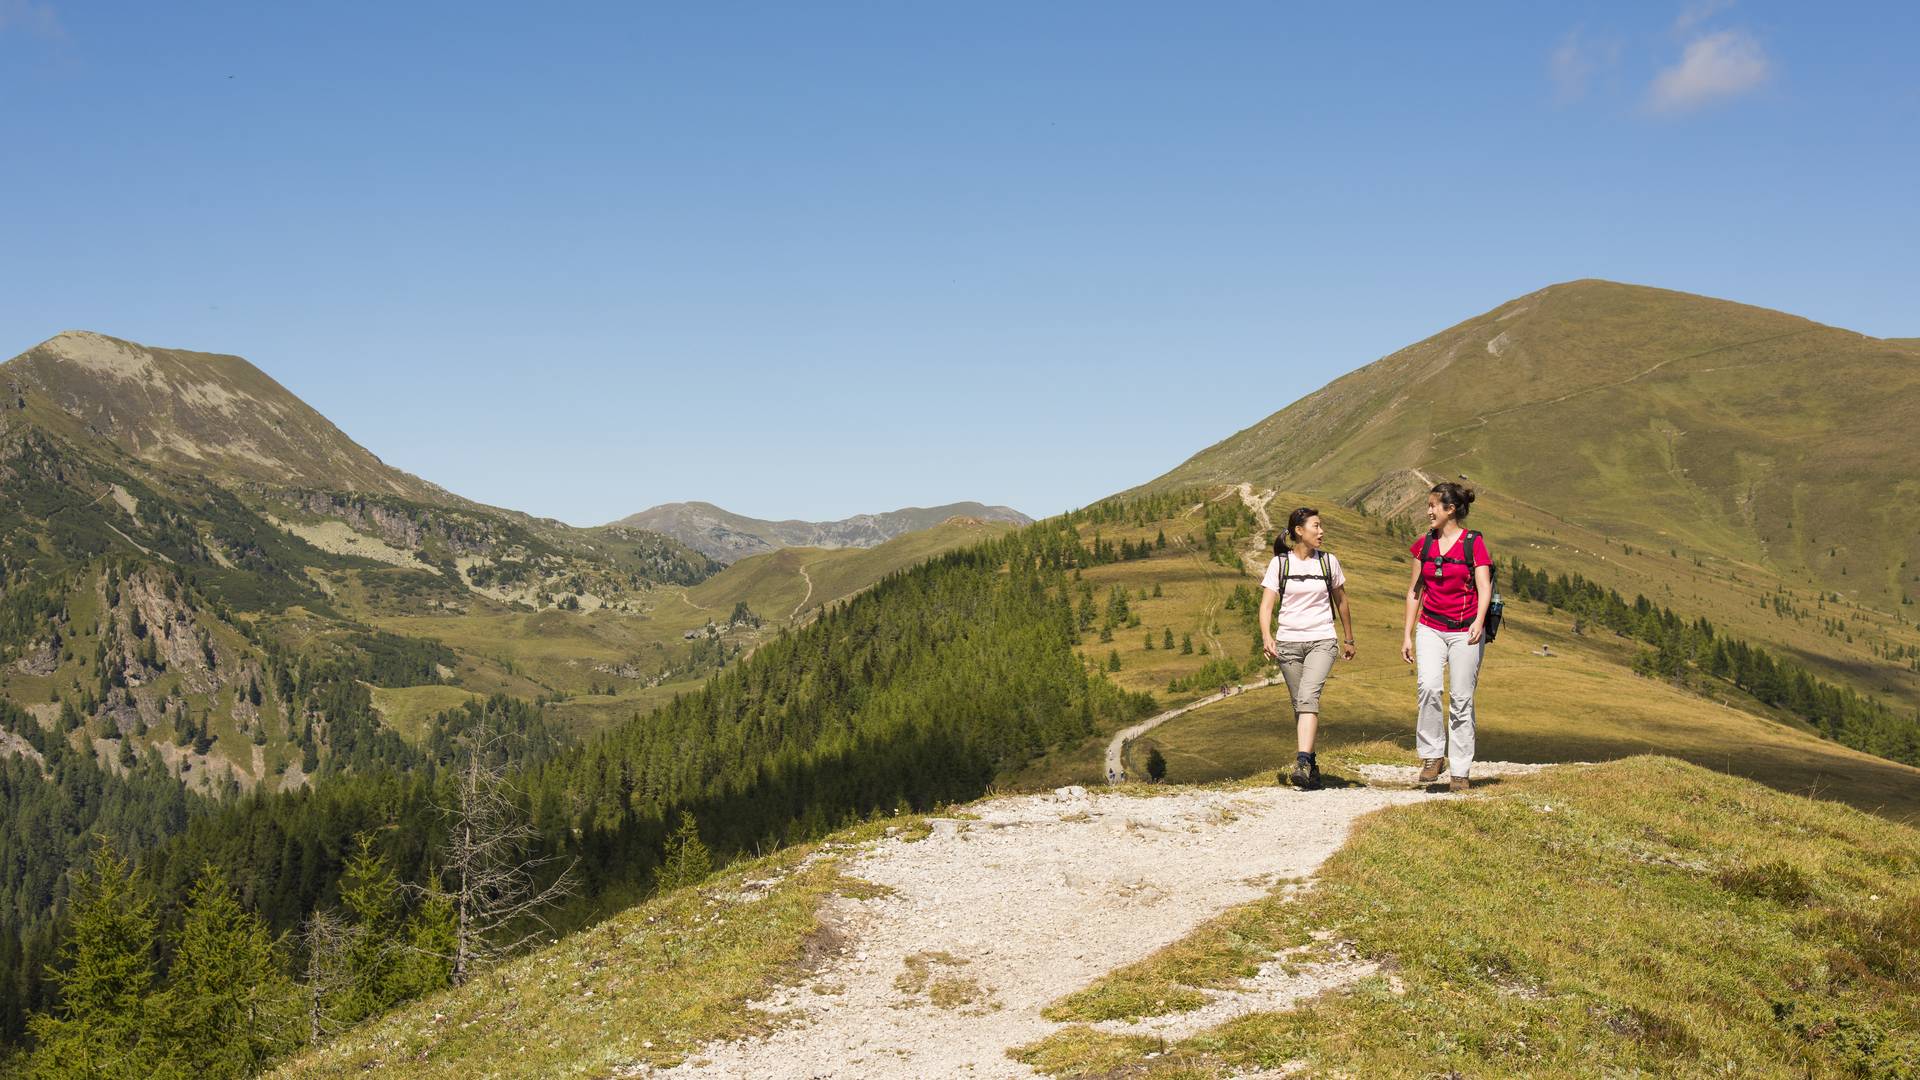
[0,512,1156,1075]
[1502,558,1920,766]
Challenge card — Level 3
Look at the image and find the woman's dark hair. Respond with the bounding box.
[1429,482,1476,522]
[1274,506,1320,554]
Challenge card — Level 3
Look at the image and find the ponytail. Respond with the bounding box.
[1430,483,1475,522]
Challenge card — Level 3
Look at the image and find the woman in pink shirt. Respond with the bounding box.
[1400,483,1492,791]
[1259,507,1356,790]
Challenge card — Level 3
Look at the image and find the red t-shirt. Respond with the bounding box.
[1410,531,1491,632]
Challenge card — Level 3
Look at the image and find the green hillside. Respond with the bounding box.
[1009,492,1920,820]
[1021,757,1920,1079]
[1130,280,1920,710]
[259,757,1920,1079]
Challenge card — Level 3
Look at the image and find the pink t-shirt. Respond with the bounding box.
[1411,531,1491,632]
[1260,552,1345,641]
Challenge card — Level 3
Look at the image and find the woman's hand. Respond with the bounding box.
[1467,621,1484,645]
[1401,635,1415,664]
[1262,638,1279,662]
[1341,640,1357,661]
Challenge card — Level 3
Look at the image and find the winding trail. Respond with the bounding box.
[1103,483,1287,782]
[1103,678,1283,782]
[633,766,1553,1079]
[790,563,815,622]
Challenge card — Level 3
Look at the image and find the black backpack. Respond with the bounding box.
[1417,531,1503,641]
[1276,551,1336,616]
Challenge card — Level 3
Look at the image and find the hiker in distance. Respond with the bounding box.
[1260,507,1356,790]
[1402,482,1493,792]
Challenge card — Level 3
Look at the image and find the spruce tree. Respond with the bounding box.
[386,879,455,1002]
[1162,627,1175,650]
[655,812,711,893]
[158,866,298,1078]
[334,837,404,1024]
[26,840,162,1080]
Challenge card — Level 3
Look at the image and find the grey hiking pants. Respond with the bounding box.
[1274,638,1338,715]
[1415,624,1483,778]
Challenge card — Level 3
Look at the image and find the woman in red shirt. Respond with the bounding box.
[1399,482,1492,791]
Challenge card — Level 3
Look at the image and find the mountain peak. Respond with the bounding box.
[1132,280,1919,603]
[4,331,451,502]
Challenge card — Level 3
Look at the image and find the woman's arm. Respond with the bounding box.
[1259,587,1279,660]
[1401,557,1425,664]
[1332,583,1356,660]
[1467,564,1493,644]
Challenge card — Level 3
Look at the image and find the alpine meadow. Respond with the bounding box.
[3,277,1918,1078]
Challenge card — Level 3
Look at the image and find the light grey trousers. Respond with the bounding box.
[1415,624,1483,778]
[1274,638,1339,715]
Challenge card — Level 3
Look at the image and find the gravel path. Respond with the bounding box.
[638,765,1549,1079]
[1103,678,1283,782]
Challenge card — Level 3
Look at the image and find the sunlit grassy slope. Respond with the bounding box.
[1131,280,1920,677]
[1019,756,1920,1078]
[269,817,929,1079]
[270,759,1919,1078]
[1009,496,1920,822]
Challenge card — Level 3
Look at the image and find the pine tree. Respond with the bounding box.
[1163,628,1175,650]
[26,840,163,1080]
[1107,650,1122,672]
[1146,747,1167,783]
[158,866,298,1078]
[656,812,712,894]
[1181,633,1194,655]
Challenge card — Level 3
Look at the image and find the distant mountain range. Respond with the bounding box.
[612,501,1033,564]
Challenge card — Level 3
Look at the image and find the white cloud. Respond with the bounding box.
[0,0,63,39]
[1648,28,1771,112]
[1543,30,1605,104]
[1673,0,1735,34]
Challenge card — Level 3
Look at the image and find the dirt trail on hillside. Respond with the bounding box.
[791,564,815,622]
[1103,678,1283,781]
[633,767,1546,1079]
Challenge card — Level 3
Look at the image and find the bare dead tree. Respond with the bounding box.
[299,908,359,1045]
[439,712,577,985]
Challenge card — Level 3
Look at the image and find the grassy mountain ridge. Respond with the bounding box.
[4,331,455,503]
[1128,281,1920,714]
[1134,280,1920,609]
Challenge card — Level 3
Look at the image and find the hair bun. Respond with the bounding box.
[1461,489,1476,504]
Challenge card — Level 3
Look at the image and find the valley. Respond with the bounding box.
[3,281,1916,1077]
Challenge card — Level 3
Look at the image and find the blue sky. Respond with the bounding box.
[2,2,1915,525]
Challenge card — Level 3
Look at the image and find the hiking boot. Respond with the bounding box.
[1449,775,1470,793]
[1418,758,1445,783]
[1289,761,1322,790]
